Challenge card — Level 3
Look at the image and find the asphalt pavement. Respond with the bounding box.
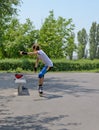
[0,72,99,130]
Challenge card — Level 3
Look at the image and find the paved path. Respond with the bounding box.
[0,72,99,130]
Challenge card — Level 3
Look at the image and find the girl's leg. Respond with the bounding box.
[38,77,44,94]
[38,66,52,86]
[38,66,48,94]
[39,77,44,86]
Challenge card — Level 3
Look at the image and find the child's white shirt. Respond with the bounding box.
[37,50,53,67]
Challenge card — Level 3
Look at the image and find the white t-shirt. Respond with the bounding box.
[37,50,53,67]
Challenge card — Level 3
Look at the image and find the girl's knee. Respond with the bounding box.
[38,73,44,78]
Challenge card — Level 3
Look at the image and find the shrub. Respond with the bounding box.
[0,58,99,72]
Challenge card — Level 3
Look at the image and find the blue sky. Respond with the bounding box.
[18,0,99,33]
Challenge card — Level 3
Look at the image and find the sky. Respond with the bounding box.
[18,0,99,34]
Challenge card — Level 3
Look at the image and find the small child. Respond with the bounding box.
[20,43,53,95]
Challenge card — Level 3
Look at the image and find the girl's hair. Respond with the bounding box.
[32,43,40,50]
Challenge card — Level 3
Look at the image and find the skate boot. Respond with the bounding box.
[38,86,43,96]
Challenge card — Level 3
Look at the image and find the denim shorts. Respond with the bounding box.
[38,66,53,78]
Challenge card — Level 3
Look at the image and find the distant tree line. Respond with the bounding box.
[0,0,99,60]
[77,23,99,60]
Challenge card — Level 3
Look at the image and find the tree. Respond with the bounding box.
[89,22,97,59]
[96,24,99,58]
[38,10,75,59]
[64,33,76,60]
[0,0,22,58]
[4,18,38,58]
[58,17,75,59]
[77,28,88,59]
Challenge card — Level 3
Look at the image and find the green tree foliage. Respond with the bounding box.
[38,10,75,59]
[0,0,21,17]
[96,24,99,58]
[0,0,22,58]
[89,22,98,59]
[3,18,38,58]
[64,33,77,60]
[77,28,88,59]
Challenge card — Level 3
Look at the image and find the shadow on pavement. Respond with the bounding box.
[44,76,99,97]
[0,73,99,98]
[0,73,90,130]
[0,113,69,130]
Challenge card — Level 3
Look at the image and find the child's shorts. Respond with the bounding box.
[38,66,53,78]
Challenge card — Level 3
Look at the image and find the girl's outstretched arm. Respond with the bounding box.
[20,51,38,55]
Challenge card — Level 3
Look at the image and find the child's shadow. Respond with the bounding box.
[34,92,63,101]
[42,92,63,99]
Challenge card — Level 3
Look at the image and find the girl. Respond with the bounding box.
[20,43,53,95]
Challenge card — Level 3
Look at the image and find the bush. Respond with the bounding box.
[52,59,99,71]
[0,58,99,72]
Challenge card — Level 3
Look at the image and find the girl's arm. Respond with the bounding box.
[28,51,38,55]
[35,57,39,68]
[34,57,39,72]
[20,51,38,55]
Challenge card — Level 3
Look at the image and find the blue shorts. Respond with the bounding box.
[38,66,52,78]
